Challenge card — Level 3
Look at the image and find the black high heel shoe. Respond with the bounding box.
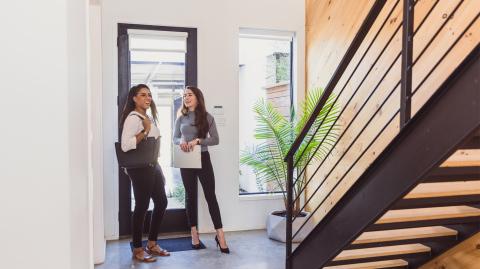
[215,235,230,254]
[191,234,202,249]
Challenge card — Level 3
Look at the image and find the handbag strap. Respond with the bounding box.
[117,113,149,144]
[130,113,145,121]
[130,113,157,130]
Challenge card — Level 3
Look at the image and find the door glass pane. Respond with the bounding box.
[129,36,186,210]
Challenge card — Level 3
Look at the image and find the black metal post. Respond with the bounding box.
[286,155,294,269]
[401,0,414,127]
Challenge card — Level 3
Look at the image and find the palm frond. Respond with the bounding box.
[240,87,341,212]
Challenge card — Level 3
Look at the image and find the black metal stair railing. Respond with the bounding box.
[295,43,479,268]
[284,0,479,268]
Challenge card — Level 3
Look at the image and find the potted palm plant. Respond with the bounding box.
[240,88,339,242]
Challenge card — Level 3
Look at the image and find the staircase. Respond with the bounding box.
[325,151,480,268]
[284,0,480,268]
[325,145,480,268]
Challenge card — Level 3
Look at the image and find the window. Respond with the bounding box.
[238,29,294,195]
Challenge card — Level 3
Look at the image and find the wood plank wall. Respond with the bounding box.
[303,0,479,226]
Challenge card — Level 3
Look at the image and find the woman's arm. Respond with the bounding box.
[173,117,182,145]
[199,114,219,146]
[174,116,191,152]
[121,115,148,152]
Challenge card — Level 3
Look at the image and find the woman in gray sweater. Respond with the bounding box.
[173,86,229,254]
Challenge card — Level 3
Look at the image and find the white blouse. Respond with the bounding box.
[121,111,161,152]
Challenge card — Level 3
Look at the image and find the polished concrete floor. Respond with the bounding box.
[95,230,286,269]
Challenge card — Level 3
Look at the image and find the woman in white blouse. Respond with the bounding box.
[120,84,170,263]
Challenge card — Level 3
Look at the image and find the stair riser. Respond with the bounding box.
[423,167,480,183]
[392,195,480,209]
[403,256,433,269]
[346,235,457,250]
[458,135,480,150]
[368,217,480,231]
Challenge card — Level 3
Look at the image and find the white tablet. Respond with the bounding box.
[173,145,202,168]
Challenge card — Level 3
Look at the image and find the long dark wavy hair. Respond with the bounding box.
[180,86,209,138]
[120,84,158,128]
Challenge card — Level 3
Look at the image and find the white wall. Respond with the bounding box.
[101,0,305,237]
[0,0,92,268]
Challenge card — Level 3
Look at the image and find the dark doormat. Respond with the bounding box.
[129,237,206,252]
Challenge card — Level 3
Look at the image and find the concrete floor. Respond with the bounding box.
[95,230,286,269]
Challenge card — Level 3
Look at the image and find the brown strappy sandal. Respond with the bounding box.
[132,249,157,263]
[146,244,171,256]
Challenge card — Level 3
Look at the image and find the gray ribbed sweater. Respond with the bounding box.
[173,111,219,152]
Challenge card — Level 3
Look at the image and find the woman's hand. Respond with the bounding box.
[142,117,151,133]
[187,139,198,150]
[180,142,190,152]
[180,139,199,152]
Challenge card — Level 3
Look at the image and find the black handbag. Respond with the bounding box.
[115,137,160,169]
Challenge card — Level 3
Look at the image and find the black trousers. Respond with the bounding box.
[180,151,223,229]
[126,164,168,248]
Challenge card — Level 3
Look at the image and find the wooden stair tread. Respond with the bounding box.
[441,149,480,167]
[376,206,480,224]
[334,244,430,261]
[405,181,480,199]
[324,259,408,269]
[353,226,457,245]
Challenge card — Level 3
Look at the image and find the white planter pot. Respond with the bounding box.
[266,210,315,243]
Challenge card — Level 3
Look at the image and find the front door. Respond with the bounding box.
[117,23,197,236]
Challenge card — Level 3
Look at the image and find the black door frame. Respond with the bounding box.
[117,23,197,236]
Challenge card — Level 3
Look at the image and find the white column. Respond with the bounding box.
[89,1,106,264]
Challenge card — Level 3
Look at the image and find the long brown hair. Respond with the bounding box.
[119,84,158,128]
[180,86,209,138]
